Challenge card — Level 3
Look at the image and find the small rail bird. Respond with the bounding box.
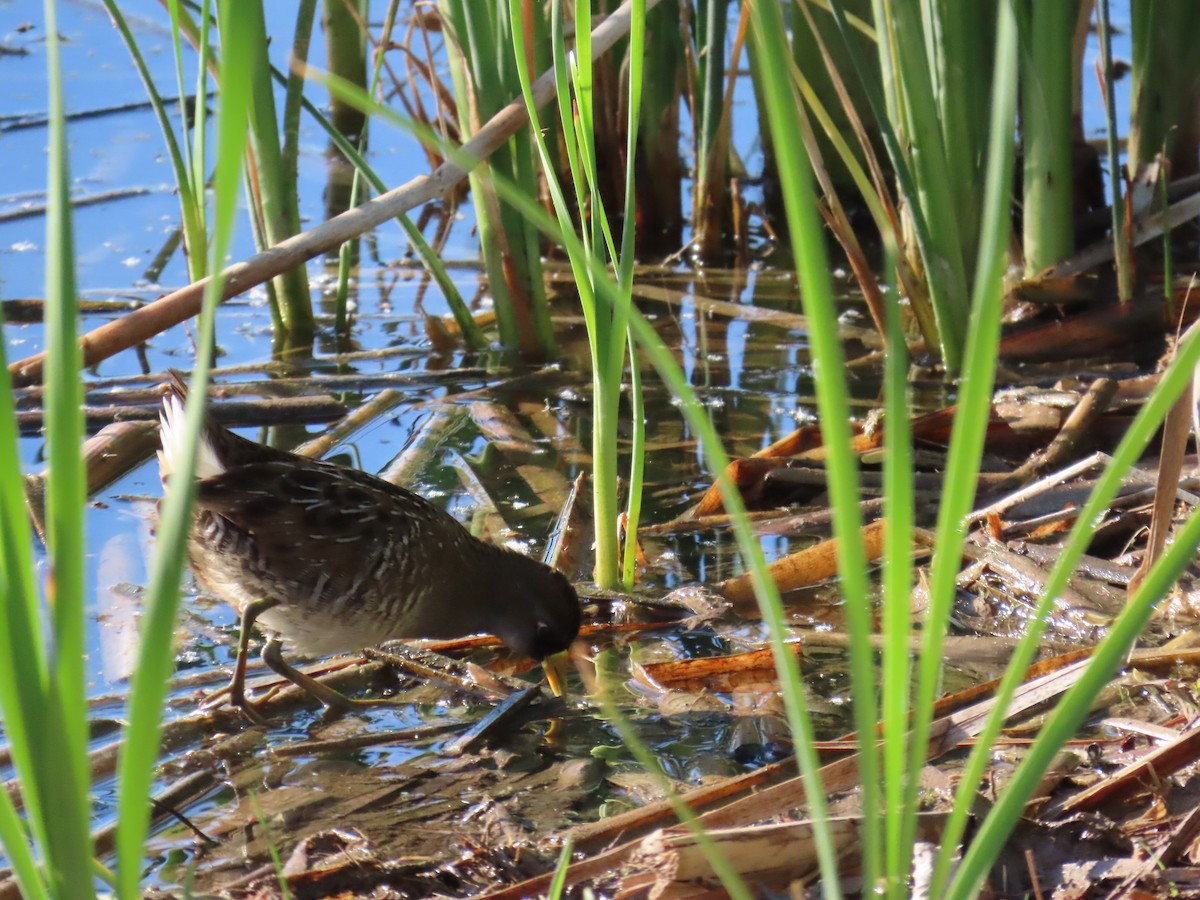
[157,374,580,721]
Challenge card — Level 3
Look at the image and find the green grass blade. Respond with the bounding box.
[113,2,253,893]
[281,0,317,195]
[751,0,877,890]
[0,264,52,897]
[898,2,1016,887]
[40,1,95,892]
[103,0,206,280]
[618,0,646,589]
[826,0,960,366]
[547,836,574,899]
[878,236,914,898]
[0,789,45,899]
[0,115,55,900]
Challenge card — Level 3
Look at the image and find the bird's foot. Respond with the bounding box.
[262,638,380,714]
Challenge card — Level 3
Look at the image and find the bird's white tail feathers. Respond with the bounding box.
[157,393,224,482]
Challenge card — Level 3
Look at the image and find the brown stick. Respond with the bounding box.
[13,395,346,433]
[989,377,1118,495]
[24,420,160,541]
[7,0,659,387]
[718,519,887,604]
[292,388,404,459]
[1129,375,1194,596]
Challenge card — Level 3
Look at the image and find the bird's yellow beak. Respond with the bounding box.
[542,649,571,697]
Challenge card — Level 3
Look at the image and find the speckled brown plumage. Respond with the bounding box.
[158,374,580,716]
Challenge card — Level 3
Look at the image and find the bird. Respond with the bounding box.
[157,372,581,721]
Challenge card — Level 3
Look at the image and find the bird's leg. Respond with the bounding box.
[227,597,279,723]
[261,637,378,712]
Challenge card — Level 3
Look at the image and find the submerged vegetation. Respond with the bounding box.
[4,0,1200,896]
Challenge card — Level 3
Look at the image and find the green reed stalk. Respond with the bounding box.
[931,0,995,263]
[261,64,485,349]
[505,0,647,588]
[322,0,367,143]
[0,362,52,900]
[113,3,253,894]
[618,1,647,589]
[0,4,96,896]
[104,0,208,281]
[867,0,970,368]
[330,0,372,337]
[1017,0,1076,273]
[243,0,314,340]
[877,236,914,895]
[895,2,1015,889]
[750,0,880,889]
[621,346,646,589]
[281,0,317,204]
[439,0,556,358]
[189,0,212,217]
[820,1,949,366]
[1129,3,1200,178]
[570,0,648,589]
[695,0,727,170]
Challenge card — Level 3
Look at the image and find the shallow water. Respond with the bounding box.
[50,274,886,888]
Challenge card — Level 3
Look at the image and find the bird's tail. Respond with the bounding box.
[157,371,224,483]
